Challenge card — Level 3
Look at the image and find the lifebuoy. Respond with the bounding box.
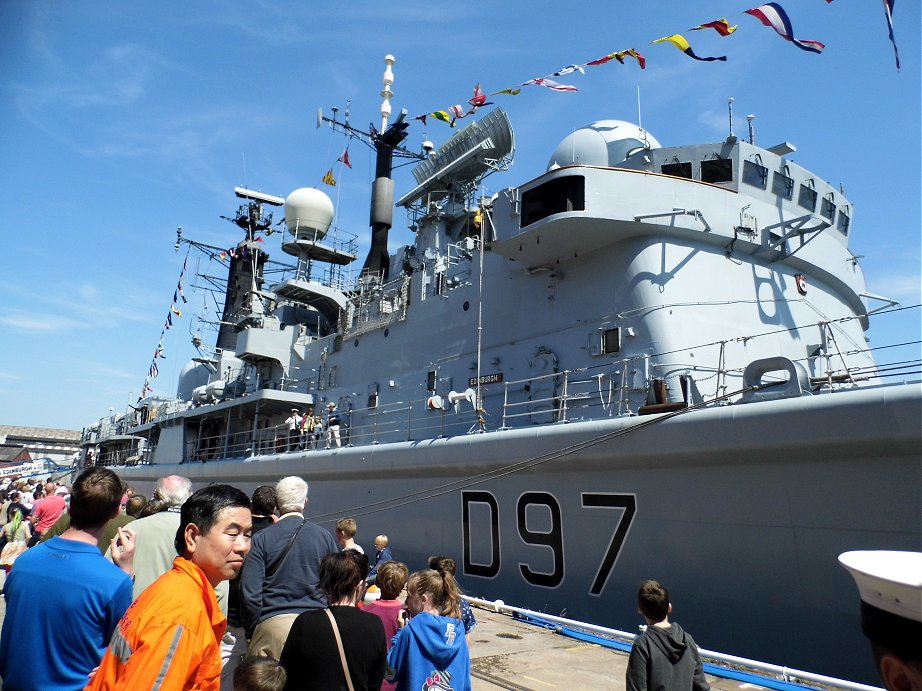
[795,274,807,295]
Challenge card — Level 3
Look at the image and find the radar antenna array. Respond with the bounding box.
[397,108,515,208]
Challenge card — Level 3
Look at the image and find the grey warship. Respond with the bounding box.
[81,57,921,683]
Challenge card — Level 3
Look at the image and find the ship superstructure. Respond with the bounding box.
[80,58,921,684]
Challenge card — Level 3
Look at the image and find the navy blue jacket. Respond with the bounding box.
[239,514,339,636]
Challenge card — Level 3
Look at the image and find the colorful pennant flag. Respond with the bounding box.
[338,147,352,169]
[449,104,476,121]
[744,3,825,53]
[430,110,453,124]
[469,83,492,108]
[171,306,182,317]
[491,87,522,96]
[322,169,336,186]
[881,0,900,69]
[652,34,727,62]
[551,64,586,77]
[690,18,738,36]
[521,77,579,92]
[618,49,646,69]
[587,48,646,69]
[149,361,159,378]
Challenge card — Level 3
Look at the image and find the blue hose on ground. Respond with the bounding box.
[512,612,825,691]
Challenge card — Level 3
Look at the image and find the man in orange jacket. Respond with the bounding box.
[87,484,251,691]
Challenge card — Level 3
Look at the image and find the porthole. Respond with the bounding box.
[384,328,390,337]
[463,301,470,311]
[354,339,359,348]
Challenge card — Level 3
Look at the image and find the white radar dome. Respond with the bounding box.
[547,120,661,170]
[285,187,334,240]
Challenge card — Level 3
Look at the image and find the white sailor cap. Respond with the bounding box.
[839,550,922,659]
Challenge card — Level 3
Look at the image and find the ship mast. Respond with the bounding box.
[318,55,421,282]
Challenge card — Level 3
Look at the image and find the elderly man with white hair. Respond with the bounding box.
[239,476,339,659]
[109,474,194,599]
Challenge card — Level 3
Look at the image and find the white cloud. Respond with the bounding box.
[866,272,922,304]
[0,312,84,333]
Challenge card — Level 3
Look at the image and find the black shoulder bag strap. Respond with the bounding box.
[266,518,306,579]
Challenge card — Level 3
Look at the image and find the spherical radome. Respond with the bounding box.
[547,120,661,170]
[284,187,335,235]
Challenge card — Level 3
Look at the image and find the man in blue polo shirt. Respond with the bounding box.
[0,467,136,691]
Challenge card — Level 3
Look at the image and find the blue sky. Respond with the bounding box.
[1,1,918,431]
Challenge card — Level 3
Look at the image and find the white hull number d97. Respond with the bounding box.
[461,491,637,596]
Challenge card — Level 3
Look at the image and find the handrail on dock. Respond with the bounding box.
[463,596,883,691]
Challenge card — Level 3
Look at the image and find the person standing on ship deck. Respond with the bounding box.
[326,402,342,448]
[298,407,313,451]
[284,408,301,452]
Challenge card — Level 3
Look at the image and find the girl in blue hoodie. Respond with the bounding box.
[387,569,471,691]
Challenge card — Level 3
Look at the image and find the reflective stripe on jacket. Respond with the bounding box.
[86,556,226,691]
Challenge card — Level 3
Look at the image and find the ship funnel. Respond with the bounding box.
[362,110,409,280]
[285,187,334,242]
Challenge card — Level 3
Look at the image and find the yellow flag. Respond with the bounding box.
[322,169,336,186]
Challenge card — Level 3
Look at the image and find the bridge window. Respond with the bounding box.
[798,181,817,212]
[743,160,768,189]
[821,193,836,222]
[837,206,850,235]
[772,170,794,199]
[521,176,585,228]
[700,158,733,184]
[660,161,692,179]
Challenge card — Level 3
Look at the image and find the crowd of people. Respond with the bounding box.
[1,471,912,691]
[0,472,478,691]
[283,403,342,452]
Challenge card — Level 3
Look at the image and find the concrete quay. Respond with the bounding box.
[468,605,756,690]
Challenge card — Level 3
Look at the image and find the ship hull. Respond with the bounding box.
[112,382,921,683]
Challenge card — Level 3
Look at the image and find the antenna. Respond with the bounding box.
[727,98,734,138]
[636,85,643,131]
[747,114,755,145]
[380,55,395,132]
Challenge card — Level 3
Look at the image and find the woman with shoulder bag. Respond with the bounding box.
[280,550,387,690]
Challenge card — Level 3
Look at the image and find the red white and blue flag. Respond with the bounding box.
[744,3,825,54]
[881,0,900,69]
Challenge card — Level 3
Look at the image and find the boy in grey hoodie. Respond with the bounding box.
[626,579,710,691]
